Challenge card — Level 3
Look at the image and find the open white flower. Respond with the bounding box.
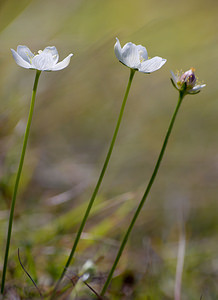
[114,38,166,73]
[171,68,206,94]
[11,46,73,71]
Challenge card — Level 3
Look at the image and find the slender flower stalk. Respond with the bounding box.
[52,39,166,297]
[1,45,73,295]
[101,68,206,296]
[1,70,41,294]
[51,68,136,297]
[101,91,185,296]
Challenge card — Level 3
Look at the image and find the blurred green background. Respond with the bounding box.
[0,0,218,299]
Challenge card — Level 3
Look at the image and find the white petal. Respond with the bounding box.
[50,53,73,71]
[31,52,55,71]
[139,56,166,73]
[114,38,123,63]
[114,38,140,69]
[170,70,179,88]
[43,46,59,63]
[191,84,206,91]
[120,42,140,69]
[136,45,148,60]
[11,49,32,69]
[17,45,34,63]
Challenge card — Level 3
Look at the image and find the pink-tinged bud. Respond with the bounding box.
[171,68,205,95]
[180,68,196,88]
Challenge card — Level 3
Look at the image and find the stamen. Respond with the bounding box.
[138,50,145,63]
[26,51,34,64]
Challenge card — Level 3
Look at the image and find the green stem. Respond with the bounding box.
[52,69,136,297]
[1,70,41,294]
[101,91,185,296]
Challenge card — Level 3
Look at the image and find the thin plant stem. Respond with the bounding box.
[101,91,185,296]
[1,70,41,294]
[52,69,136,297]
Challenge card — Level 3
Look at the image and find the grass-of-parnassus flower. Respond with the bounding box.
[1,46,73,295]
[52,37,167,297]
[171,68,206,94]
[100,69,205,296]
[11,45,73,71]
[114,37,166,73]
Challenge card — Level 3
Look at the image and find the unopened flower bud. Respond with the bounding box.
[171,68,205,95]
[180,68,196,88]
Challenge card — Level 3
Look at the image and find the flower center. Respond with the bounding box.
[38,50,58,60]
[138,50,145,63]
[31,51,55,70]
[177,68,197,89]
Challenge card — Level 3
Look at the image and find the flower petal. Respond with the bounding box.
[50,53,73,71]
[17,45,34,63]
[43,46,59,63]
[31,52,55,71]
[114,38,123,63]
[170,70,179,89]
[114,38,140,69]
[139,56,166,73]
[136,45,148,60]
[120,42,140,69]
[11,49,32,69]
[191,84,206,91]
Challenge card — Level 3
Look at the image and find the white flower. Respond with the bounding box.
[114,38,166,73]
[11,46,73,71]
[171,68,206,94]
